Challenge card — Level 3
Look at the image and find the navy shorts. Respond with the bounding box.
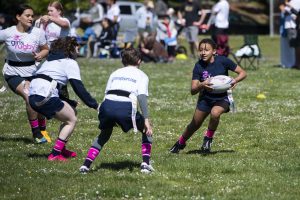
[4,75,34,93]
[197,97,230,113]
[29,95,64,119]
[98,99,144,132]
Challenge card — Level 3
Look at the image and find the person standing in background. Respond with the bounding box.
[135,0,156,46]
[178,0,207,58]
[105,0,120,40]
[206,0,230,57]
[0,4,49,143]
[279,0,295,68]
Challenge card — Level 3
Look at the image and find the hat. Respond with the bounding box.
[147,1,154,9]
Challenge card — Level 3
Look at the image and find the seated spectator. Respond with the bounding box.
[88,18,114,58]
[139,33,168,63]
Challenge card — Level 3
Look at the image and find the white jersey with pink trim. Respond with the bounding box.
[42,17,70,45]
[104,66,149,102]
[0,26,47,77]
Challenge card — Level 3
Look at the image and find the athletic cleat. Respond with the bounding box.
[34,137,48,144]
[41,130,52,143]
[170,141,186,153]
[140,162,154,174]
[200,136,213,153]
[48,154,67,161]
[62,148,77,158]
[79,165,90,174]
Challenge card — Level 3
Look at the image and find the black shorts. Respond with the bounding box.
[197,97,230,113]
[4,75,34,93]
[98,99,144,132]
[29,95,64,119]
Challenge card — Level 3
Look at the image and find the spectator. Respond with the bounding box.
[279,1,295,68]
[139,33,168,63]
[105,0,120,40]
[88,18,114,58]
[156,15,178,61]
[135,0,156,45]
[206,0,230,57]
[178,0,207,58]
[286,0,300,69]
[154,0,168,19]
[81,0,104,37]
[0,4,50,143]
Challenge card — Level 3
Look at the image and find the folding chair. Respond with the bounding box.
[231,35,261,70]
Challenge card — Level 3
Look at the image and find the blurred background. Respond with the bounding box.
[0,0,283,35]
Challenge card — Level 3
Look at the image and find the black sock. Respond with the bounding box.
[83,159,93,168]
[32,127,43,139]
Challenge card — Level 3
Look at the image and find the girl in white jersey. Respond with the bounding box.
[37,1,70,46]
[0,4,50,144]
[29,37,99,161]
[37,1,76,112]
[80,48,154,174]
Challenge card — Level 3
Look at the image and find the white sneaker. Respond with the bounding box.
[140,162,154,174]
[79,165,89,174]
[0,85,6,93]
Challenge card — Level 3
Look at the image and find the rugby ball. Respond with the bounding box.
[209,75,234,93]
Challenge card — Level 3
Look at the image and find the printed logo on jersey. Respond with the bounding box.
[202,71,211,80]
[45,30,58,38]
[10,35,38,51]
[112,77,137,83]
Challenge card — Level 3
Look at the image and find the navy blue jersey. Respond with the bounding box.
[192,56,237,100]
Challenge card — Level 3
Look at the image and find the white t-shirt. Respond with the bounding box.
[213,0,229,29]
[106,4,121,23]
[105,66,149,102]
[0,26,47,76]
[29,58,81,98]
[42,17,70,45]
[135,6,154,29]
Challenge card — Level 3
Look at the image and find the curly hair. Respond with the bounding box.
[50,37,79,59]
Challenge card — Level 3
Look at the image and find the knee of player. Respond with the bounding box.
[210,110,222,119]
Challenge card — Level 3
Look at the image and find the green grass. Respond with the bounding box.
[0,35,299,200]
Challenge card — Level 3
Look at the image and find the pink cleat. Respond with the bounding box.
[48,154,67,161]
[61,148,77,158]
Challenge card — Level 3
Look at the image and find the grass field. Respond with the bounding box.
[0,35,299,200]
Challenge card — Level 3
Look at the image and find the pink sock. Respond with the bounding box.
[178,135,186,145]
[53,139,66,153]
[205,129,215,138]
[142,143,152,157]
[86,147,100,161]
[29,119,39,129]
[142,143,152,164]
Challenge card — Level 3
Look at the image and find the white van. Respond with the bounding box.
[116,1,143,33]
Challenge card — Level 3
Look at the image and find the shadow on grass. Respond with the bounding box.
[94,160,140,172]
[0,136,32,144]
[27,153,49,159]
[186,149,235,155]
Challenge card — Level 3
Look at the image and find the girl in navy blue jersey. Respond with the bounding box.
[170,38,247,153]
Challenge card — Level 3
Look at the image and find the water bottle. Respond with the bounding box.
[227,89,236,113]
